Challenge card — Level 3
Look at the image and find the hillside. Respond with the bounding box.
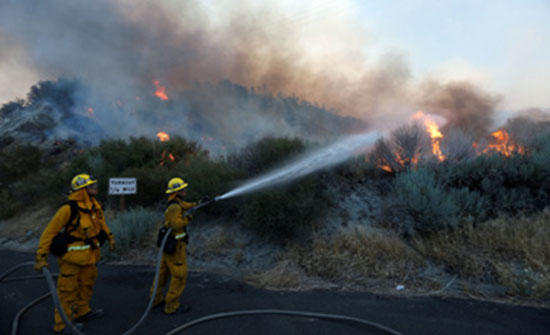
[0,78,365,154]
[1,79,549,309]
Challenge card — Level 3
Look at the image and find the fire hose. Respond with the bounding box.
[1,199,403,335]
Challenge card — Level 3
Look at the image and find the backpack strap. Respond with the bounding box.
[62,200,91,234]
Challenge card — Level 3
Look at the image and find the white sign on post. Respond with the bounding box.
[109,178,137,195]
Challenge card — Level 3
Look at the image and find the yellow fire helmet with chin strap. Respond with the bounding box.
[166,177,188,194]
[71,173,97,191]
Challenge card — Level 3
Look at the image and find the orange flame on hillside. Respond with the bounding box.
[156,131,170,142]
[412,111,446,161]
[153,80,168,101]
[160,150,176,166]
[376,111,527,172]
[380,165,393,173]
[425,119,445,161]
[87,107,95,117]
[481,129,524,157]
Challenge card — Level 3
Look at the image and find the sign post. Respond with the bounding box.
[109,178,137,212]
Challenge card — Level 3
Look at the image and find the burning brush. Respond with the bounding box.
[375,111,525,173]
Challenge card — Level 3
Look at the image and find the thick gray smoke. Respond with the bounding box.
[0,1,407,116]
[0,0,514,150]
[418,81,500,140]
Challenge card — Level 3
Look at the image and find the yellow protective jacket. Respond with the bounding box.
[164,193,197,243]
[37,189,113,266]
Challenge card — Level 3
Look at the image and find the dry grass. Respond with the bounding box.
[286,227,424,288]
[412,211,550,301]
[0,204,54,240]
[204,228,237,254]
[245,260,303,290]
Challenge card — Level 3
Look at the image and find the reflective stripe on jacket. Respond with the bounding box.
[174,232,187,240]
[37,188,112,263]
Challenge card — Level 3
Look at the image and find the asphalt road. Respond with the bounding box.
[1,249,548,335]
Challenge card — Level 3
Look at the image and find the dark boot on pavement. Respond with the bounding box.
[164,304,191,315]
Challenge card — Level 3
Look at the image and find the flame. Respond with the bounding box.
[413,110,446,161]
[411,110,425,120]
[156,131,170,142]
[395,151,419,167]
[411,111,446,161]
[424,119,446,161]
[380,165,393,173]
[483,129,524,157]
[159,150,176,166]
[376,110,446,171]
[153,80,168,101]
[375,113,527,172]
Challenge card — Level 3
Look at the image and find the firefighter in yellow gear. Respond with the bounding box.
[150,177,201,314]
[34,173,116,334]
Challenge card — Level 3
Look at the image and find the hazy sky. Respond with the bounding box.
[353,0,550,110]
[0,0,548,112]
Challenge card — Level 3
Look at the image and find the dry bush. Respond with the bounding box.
[372,123,431,173]
[439,129,476,163]
[204,227,237,255]
[245,260,302,290]
[287,227,423,286]
[412,211,550,300]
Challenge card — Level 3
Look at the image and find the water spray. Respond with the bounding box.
[213,131,380,201]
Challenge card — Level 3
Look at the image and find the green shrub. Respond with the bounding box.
[0,189,19,219]
[448,187,489,223]
[438,153,550,216]
[174,158,245,217]
[0,144,42,184]
[228,137,327,241]
[239,176,324,241]
[60,136,212,209]
[102,207,162,259]
[380,168,459,236]
[229,136,305,174]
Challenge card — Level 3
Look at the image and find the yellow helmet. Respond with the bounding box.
[166,177,188,194]
[71,173,97,191]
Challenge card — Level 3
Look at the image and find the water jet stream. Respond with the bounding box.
[215,131,379,201]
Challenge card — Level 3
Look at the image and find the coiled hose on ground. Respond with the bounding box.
[1,226,403,335]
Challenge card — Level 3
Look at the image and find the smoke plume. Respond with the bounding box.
[0,0,514,148]
[418,81,500,139]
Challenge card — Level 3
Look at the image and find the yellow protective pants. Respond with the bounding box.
[53,260,97,332]
[150,242,188,314]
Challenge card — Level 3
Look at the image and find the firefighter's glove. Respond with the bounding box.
[34,255,48,272]
[200,196,211,204]
[108,237,116,251]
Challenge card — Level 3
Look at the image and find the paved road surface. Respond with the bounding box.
[1,249,548,335]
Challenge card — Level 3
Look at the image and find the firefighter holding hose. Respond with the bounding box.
[34,173,116,334]
[150,177,209,314]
